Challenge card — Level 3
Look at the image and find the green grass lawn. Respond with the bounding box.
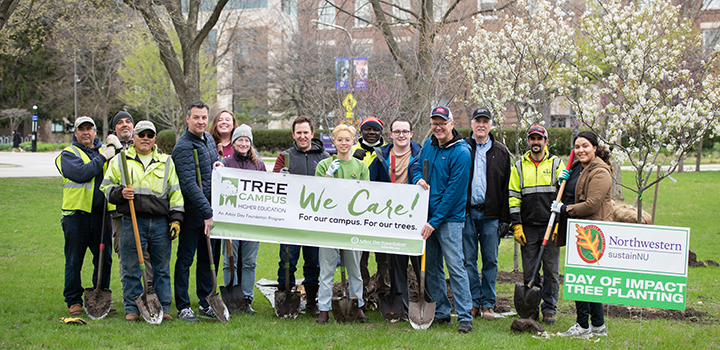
[0,173,718,349]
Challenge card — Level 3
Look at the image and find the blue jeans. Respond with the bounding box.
[426,221,473,322]
[277,244,319,287]
[62,211,111,307]
[174,221,217,311]
[222,239,259,299]
[121,216,172,314]
[462,209,500,309]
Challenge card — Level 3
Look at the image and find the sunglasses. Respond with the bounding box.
[137,132,155,139]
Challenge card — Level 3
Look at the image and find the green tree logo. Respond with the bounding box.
[219,178,238,208]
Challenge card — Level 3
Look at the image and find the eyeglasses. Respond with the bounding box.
[391,130,412,136]
[137,132,155,139]
[430,121,451,128]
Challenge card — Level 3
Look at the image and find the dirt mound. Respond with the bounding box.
[689,250,719,267]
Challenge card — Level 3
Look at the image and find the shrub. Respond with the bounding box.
[452,127,574,156]
[156,129,177,154]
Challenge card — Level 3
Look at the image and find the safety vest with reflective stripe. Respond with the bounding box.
[508,149,564,225]
[55,145,96,212]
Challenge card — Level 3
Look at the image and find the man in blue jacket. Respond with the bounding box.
[369,116,431,320]
[411,106,473,333]
[172,101,224,322]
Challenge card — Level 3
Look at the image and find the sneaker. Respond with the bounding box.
[162,313,173,322]
[69,304,83,316]
[432,315,452,326]
[481,307,495,321]
[198,305,217,319]
[125,313,139,322]
[542,313,556,325]
[457,320,473,333]
[591,324,607,335]
[177,308,199,322]
[560,323,591,338]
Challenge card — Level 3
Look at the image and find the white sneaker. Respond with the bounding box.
[198,305,217,319]
[560,323,591,338]
[591,324,607,336]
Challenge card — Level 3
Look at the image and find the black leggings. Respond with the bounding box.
[576,301,604,328]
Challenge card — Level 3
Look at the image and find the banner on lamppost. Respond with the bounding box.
[335,57,350,90]
[563,219,689,310]
[210,167,429,255]
[353,57,368,90]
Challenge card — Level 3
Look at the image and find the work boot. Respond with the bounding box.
[357,307,369,323]
[69,304,83,316]
[457,320,473,333]
[109,307,117,315]
[481,307,495,321]
[162,313,173,322]
[305,285,320,317]
[125,313,139,322]
[432,315,452,326]
[542,313,556,324]
[243,297,257,315]
[316,311,329,324]
[471,306,480,317]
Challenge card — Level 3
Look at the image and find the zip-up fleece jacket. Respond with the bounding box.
[368,140,422,183]
[171,129,222,227]
[273,138,329,175]
[225,149,267,172]
[411,129,471,229]
[508,149,564,226]
[101,144,184,223]
[465,132,512,222]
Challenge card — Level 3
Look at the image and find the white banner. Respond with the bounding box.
[210,167,429,255]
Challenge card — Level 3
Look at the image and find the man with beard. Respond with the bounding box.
[508,125,565,324]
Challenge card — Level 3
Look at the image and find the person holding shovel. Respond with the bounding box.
[411,106,474,333]
[55,116,119,316]
[101,120,183,322]
[172,101,225,322]
[461,108,512,321]
[508,125,565,324]
[554,131,612,337]
[314,124,370,324]
[222,124,265,314]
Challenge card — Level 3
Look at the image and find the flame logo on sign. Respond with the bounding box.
[575,224,605,264]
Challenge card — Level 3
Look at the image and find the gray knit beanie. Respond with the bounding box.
[232,124,253,144]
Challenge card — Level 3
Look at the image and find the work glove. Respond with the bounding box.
[497,222,511,238]
[512,224,526,246]
[59,317,86,325]
[558,169,571,185]
[325,159,341,177]
[101,145,117,161]
[550,200,564,214]
[169,221,180,240]
[105,134,122,150]
[352,148,366,161]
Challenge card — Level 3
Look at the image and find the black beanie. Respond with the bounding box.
[110,111,134,131]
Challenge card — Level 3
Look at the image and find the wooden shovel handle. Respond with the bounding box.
[541,149,575,245]
[119,150,145,269]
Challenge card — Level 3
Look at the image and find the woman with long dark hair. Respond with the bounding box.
[209,110,238,158]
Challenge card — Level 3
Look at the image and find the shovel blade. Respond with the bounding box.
[378,293,404,322]
[220,285,245,314]
[206,292,230,322]
[409,300,436,330]
[136,292,163,324]
[331,296,358,323]
[83,288,112,320]
[274,290,302,319]
[514,282,541,319]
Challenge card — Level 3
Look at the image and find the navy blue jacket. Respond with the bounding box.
[411,129,471,229]
[60,135,107,210]
[171,129,221,227]
[369,141,422,184]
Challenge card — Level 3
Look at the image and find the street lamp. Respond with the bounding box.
[31,105,38,152]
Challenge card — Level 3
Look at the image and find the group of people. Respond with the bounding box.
[56,101,613,336]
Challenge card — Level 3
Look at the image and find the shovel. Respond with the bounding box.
[219,240,245,313]
[377,154,405,322]
[120,151,163,324]
[274,245,301,319]
[410,159,435,330]
[83,200,112,320]
[332,250,358,323]
[193,149,230,322]
[514,150,575,319]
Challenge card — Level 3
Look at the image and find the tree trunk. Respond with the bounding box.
[636,194,644,224]
[611,158,624,202]
[696,137,703,171]
[678,155,684,173]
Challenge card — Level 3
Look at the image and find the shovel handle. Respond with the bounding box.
[284,244,291,291]
[419,249,427,300]
[120,151,145,270]
[206,235,218,292]
[339,250,348,298]
[227,240,235,286]
[541,149,575,246]
[390,153,396,183]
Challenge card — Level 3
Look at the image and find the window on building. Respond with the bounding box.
[355,0,372,27]
[705,0,720,10]
[393,0,411,23]
[477,0,497,19]
[318,0,335,28]
[282,0,297,16]
[51,122,64,133]
[704,27,720,50]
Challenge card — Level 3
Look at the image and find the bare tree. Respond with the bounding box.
[0,107,29,132]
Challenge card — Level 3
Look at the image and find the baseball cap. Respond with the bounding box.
[430,106,453,120]
[527,125,548,139]
[134,121,157,134]
[74,116,95,129]
[472,108,492,121]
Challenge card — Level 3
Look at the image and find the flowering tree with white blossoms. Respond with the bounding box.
[562,0,720,223]
[453,0,575,152]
